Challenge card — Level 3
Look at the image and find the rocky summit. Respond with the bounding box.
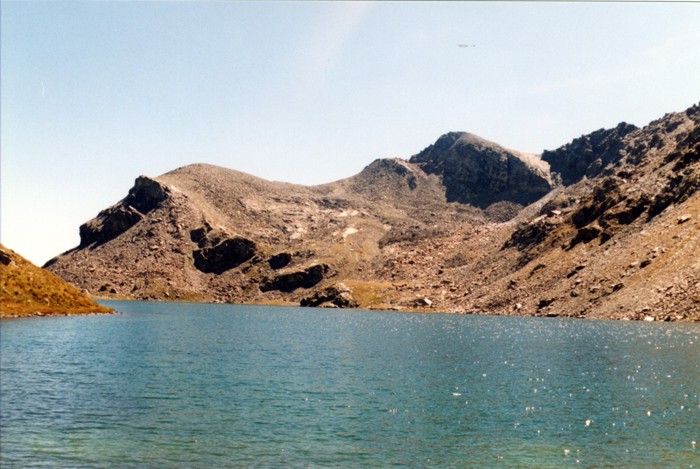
[46,103,700,321]
[409,132,554,208]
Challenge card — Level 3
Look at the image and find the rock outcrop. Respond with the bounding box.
[542,123,638,185]
[409,132,553,208]
[191,227,257,274]
[300,282,358,308]
[260,264,330,293]
[268,252,292,270]
[79,176,170,247]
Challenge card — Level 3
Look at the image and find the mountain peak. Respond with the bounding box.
[409,132,553,208]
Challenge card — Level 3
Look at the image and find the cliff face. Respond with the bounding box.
[541,123,638,185]
[409,132,554,208]
[45,103,700,321]
[78,176,171,248]
[0,244,113,317]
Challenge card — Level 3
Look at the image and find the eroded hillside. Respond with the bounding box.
[45,103,700,320]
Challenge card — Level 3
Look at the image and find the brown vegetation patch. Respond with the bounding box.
[1,245,113,318]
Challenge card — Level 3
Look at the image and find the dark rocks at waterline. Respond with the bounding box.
[300,282,358,308]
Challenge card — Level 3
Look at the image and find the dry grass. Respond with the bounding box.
[0,245,113,317]
[345,280,397,308]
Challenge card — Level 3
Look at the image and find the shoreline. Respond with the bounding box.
[0,304,115,319]
[76,297,700,323]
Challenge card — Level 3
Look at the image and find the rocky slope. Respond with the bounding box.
[0,244,113,317]
[45,103,700,321]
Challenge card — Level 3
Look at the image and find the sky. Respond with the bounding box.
[2,1,699,266]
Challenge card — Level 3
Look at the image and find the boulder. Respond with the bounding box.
[260,264,330,293]
[125,176,170,213]
[413,297,433,307]
[300,282,358,308]
[0,248,12,266]
[192,236,257,274]
[189,225,210,244]
[269,252,292,270]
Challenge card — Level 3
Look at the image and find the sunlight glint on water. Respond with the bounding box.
[1,301,699,467]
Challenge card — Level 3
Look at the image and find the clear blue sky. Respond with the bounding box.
[2,1,699,265]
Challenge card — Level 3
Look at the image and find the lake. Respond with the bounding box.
[1,301,698,467]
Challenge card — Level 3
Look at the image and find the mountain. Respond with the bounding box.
[45,103,700,321]
[409,131,553,208]
[0,244,113,317]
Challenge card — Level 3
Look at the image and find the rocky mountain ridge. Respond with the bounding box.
[45,103,700,321]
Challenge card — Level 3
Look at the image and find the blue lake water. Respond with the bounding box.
[1,301,699,467]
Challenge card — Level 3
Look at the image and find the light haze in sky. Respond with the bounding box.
[2,1,699,265]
